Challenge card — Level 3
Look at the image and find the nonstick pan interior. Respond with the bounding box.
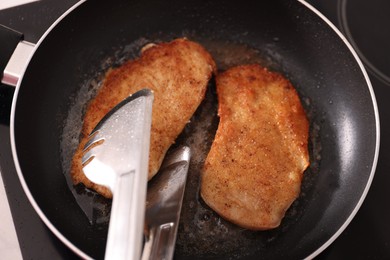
[11,0,378,259]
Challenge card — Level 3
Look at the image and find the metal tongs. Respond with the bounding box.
[81,89,190,260]
[142,146,190,260]
[82,89,153,260]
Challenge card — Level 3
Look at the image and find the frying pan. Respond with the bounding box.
[2,0,379,259]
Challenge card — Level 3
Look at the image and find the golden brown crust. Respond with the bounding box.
[200,64,309,230]
[71,38,216,198]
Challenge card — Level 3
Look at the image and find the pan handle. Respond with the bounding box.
[0,25,35,87]
[0,25,22,72]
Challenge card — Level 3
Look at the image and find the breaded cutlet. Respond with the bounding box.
[71,38,216,198]
[201,64,309,230]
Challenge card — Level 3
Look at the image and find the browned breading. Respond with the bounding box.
[201,64,309,230]
[71,38,216,198]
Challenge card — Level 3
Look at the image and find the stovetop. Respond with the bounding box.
[0,0,389,259]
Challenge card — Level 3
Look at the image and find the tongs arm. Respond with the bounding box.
[105,169,142,260]
[82,89,154,260]
[142,222,176,260]
[142,146,190,260]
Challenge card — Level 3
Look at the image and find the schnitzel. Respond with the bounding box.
[201,64,309,230]
[71,38,216,198]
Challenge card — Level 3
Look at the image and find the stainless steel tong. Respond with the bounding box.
[142,146,190,260]
[82,89,153,260]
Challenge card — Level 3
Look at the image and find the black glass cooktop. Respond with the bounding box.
[0,0,389,258]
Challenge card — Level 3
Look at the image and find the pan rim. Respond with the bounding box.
[9,0,91,259]
[298,0,380,259]
[9,0,380,259]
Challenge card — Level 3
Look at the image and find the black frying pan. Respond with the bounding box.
[5,0,379,259]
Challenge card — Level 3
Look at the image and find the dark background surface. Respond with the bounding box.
[0,0,389,259]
